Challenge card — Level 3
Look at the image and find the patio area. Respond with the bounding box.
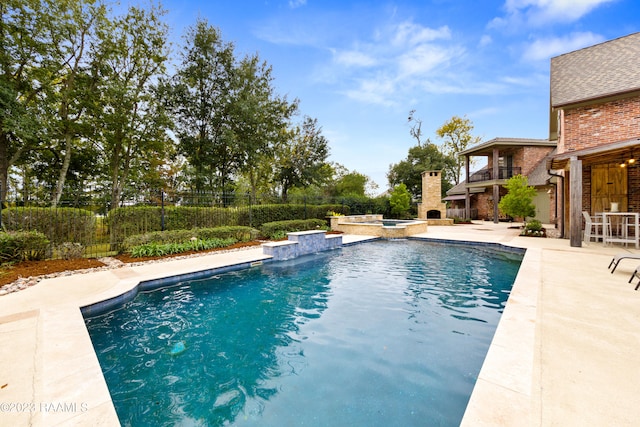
[1,222,639,426]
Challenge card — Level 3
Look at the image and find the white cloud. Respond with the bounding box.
[333,50,378,67]
[479,35,493,47]
[494,0,617,28]
[522,32,605,61]
[390,22,451,47]
[289,0,307,9]
[343,75,399,107]
[329,20,466,106]
[397,44,459,77]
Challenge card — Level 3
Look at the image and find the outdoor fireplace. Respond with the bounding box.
[417,170,447,221]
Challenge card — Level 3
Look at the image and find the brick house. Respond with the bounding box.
[547,32,640,246]
[445,137,557,223]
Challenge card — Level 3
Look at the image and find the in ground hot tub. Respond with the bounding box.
[329,214,428,238]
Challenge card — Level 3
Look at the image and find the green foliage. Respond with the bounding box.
[235,204,346,228]
[121,226,258,253]
[95,4,171,210]
[334,172,368,197]
[436,115,482,185]
[522,219,545,237]
[452,217,473,224]
[129,237,237,258]
[161,19,238,194]
[108,203,346,248]
[108,206,240,245]
[260,219,328,240]
[57,242,85,260]
[498,175,537,221]
[387,144,454,199]
[0,231,50,263]
[524,219,543,231]
[2,207,96,245]
[274,116,331,201]
[389,183,411,218]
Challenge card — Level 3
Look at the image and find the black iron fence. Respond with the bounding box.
[0,188,391,260]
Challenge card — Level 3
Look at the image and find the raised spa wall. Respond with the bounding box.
[328,214,429,238]
[262,230,342,261]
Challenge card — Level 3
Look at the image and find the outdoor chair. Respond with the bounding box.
[628,265,640,290]
[608,253,640,273]
[582,211,603,243]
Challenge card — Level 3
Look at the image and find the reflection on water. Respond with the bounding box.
[85,241,522,427]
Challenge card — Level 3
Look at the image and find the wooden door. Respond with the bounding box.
[591,163,628,213]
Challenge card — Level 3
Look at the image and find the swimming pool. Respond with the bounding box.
[85,240,523,426]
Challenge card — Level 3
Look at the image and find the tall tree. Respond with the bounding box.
[0,0,50,201]
[231,53,298,203]
[94,4,170,209]
[40,0,108,206]
[436,115,481,185]
[162,19,237,197]
[274,116,330,202]
[387,144,454,200]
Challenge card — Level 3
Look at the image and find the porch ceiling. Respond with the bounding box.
[548,138,640,170]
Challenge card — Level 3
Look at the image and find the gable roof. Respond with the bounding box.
[527,148,557,186]
[550,32,640,108]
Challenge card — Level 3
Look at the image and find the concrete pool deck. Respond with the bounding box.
[0,223,639,426]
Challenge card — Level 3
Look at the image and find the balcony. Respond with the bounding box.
[468,167,522,183]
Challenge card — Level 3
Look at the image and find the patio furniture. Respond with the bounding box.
[628,265,640,290]
[608,253,640,273]
[602,212,640,249]
[582,211,603,243]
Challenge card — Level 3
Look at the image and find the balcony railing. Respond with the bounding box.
[468,167,522,183]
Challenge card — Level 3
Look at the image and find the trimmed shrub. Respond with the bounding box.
[0,231,50,263]
[108,204,347,249]
[121,226,259,253]
[260,219,328,240]
[129,237,237,258]
[236,204,348,228]
[2,207,96,245]
[57,242,85,260]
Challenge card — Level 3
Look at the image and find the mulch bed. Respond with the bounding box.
[0,240,264,287]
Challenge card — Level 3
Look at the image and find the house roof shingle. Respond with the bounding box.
[550,32,640,108]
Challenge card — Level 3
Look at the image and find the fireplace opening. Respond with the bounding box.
[427,210,441,219]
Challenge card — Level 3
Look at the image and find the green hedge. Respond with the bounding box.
[108,204,347,248]
[237,204,348,228]
[1,207,96,245]
[121,226,259,253]
[0,231,50,263]
[260,219,329,240]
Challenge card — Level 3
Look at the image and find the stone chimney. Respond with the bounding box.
[417,170,447,219]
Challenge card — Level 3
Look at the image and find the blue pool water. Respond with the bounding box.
[85,240,523,426]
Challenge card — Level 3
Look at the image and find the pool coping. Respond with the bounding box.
[1,225,640,426]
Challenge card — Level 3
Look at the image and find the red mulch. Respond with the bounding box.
[0,240,264,287]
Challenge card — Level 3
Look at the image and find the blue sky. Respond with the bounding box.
[151,0,639,191]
